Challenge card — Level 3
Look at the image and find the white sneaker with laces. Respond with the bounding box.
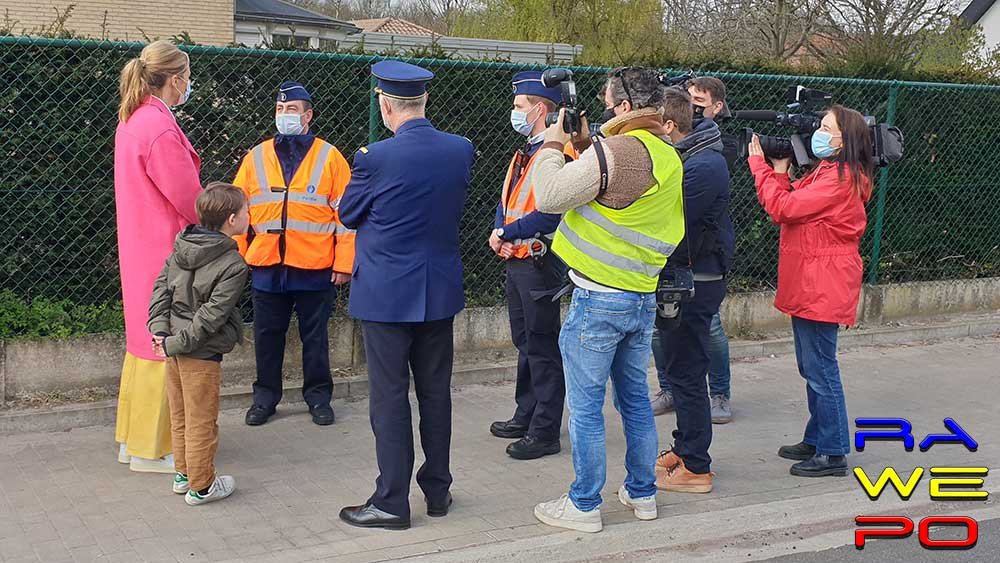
[172,472,190,494]
[617,485,658,520]
[533,494,602,533]
[185,475,236,506]
[129,454,175,474]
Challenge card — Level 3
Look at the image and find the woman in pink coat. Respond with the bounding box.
[114,40,201,472]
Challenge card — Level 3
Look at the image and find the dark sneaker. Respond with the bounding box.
[245,404,275,426]
[790,455,848,477]
[309,404,335,426]
[506,436,560,460]
[490,418,528,439]
[778,441,817,461]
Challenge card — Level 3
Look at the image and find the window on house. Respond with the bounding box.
[271,33,310,48]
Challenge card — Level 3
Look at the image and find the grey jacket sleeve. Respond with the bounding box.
[532,146,604,214]
[163,261,249,357]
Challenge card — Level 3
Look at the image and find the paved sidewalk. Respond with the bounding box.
[1,336,998,562]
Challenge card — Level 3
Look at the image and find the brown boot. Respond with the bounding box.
[655,450,682,475]
[656,462,714,493]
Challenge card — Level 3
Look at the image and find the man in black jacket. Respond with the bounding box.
[653,87,735,494]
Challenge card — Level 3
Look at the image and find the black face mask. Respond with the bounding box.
[693,104,706,124]
[600,107,617,123]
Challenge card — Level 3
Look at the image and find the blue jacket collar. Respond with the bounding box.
[396,117,432,135]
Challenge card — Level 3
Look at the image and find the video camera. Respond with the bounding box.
[542,68,583,135]
[733,85,903,168]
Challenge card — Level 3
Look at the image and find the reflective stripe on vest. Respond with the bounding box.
[573,205,676,256]
[252,218,351,235]
[550,129,684,293]
[501,144,577,260]
[243,139,345,269]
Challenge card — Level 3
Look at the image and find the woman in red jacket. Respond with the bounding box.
[748,105,873,478]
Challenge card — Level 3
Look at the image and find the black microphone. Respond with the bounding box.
[733,110,779,121]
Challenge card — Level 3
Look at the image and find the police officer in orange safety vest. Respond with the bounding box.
[488,71,578,460]
[233,81,354,427]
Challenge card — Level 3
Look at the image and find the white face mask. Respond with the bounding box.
[275,113,305,136]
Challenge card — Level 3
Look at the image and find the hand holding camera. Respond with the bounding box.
[749,134,791,174]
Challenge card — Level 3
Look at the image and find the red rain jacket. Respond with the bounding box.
[749,156,870,326]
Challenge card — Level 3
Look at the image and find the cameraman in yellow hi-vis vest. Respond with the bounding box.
[528,67,684,534]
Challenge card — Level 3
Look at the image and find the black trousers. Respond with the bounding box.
[251,288,334,410]
[363,317,454,519]
[505,259,565,441]
[659,279,727,474]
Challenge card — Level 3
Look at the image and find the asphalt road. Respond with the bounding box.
[763,518,1000,563]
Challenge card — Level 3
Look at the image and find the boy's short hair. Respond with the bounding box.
[662,87,694,134]
[197,182,246,231]
[689,77,726,104]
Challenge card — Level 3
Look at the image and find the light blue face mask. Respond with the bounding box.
[275,113,305,136]
[510,105,541,137]
[811,130,840,159]
[174,77,193,106]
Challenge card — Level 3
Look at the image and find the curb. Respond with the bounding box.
[2,316,998,434]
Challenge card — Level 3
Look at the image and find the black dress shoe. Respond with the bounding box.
[309,404,335,426]
[339,503,410,530]
[778,441,817,461]
[490,418,528,439]
[790,454,848,477]
[245,404,275,426]
[426,492,453,517]
[506,435,560,460]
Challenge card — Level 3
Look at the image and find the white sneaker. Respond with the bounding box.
[533,494,602,533]
[117,443,131,464]
[617,485,658,521]
[185,475,236,506]
[172,472,190,494]
[129,454,175,474]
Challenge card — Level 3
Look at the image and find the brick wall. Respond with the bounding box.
[3,0,234,46]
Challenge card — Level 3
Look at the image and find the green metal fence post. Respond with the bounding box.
[368,75,379,145]
[866,82,900,285]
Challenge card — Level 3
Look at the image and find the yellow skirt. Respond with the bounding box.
[114,353,172,460]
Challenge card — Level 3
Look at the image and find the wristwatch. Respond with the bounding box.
[496,228,506,240]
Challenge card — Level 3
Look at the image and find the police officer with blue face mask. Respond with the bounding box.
[232,81,355,428]
[488,71,578,461]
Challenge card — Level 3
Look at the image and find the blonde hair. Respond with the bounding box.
[118,40,189,122]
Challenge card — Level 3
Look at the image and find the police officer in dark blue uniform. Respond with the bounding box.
[338,61,475,530]
[488,72,569,460]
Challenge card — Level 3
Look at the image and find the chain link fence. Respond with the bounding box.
[2,36,999,337]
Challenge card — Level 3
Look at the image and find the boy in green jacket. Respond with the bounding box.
[148,182,250,506]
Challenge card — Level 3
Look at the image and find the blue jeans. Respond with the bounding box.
[792,317,850,456]
[654,311,731,398]
[561,289,659,512]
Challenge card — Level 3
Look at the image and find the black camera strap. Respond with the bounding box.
[591,135,610,196]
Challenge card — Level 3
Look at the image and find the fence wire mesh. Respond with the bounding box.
[2,36,999,336]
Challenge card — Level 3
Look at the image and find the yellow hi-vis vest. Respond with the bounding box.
[551,129,684,293]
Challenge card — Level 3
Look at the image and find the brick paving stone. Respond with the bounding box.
[3,338,997,561]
